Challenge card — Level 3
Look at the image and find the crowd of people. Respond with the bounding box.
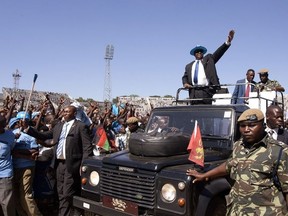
[0,94,148,216]
[1,29,287,216]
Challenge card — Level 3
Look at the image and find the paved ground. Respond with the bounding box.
[37,199,58,216]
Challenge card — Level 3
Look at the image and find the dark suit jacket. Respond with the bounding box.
[231,79,256,104]
[182,42,230,99]
[27,120,93,176]
[277,128,288,145]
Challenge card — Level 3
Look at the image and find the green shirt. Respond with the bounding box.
[255,79,282,92]
[226,135,288,215]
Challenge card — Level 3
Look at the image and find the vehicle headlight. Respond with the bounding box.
[178,182,186,191]
[89,171,100,186]
[161,183,176,202]
[81,165,88,173]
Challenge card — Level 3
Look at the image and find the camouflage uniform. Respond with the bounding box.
[225,135,288,216]
[255,80,283,92]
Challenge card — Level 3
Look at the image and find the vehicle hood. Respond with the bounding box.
[101,149,230,172]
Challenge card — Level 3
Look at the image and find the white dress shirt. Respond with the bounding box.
[191,60,209,86]
[265,127,278,140]
[61,119,75,159]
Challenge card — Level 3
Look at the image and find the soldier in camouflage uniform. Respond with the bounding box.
[254,69,285,92]
[187,108,288,215]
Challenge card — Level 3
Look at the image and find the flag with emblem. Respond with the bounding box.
[187,120,204,167]
[95,126,110,151]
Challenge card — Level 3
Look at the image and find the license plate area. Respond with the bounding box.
[102,195,138,216]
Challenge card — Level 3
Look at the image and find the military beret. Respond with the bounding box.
[126,117,139,124]
[237,109,264,122]
[258,68,269,74]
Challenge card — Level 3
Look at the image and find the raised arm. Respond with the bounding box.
[227,30,235,44]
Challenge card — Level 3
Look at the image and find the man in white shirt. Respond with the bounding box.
[265,104,288,144]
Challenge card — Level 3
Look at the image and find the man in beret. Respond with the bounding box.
[126,117,143,133]
[254,69,285,92]
[187,108,288,215]
[126,117,144,148]
[182,30,235,104]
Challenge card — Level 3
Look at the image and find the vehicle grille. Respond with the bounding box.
[101,167,156,209]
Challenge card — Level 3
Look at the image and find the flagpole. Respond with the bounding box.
[23,74,38,120]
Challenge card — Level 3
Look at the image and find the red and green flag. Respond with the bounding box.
[95,126,110,151]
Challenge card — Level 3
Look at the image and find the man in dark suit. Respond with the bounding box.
[182,30,235,104]
[23,105,93,216]
[231,69,256,104]
[265,104,288,144]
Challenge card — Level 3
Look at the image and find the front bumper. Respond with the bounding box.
[73,195,138,216]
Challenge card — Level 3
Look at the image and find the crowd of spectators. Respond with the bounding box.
[0,91,150,216]
[1,85,288,215]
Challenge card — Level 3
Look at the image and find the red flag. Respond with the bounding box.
[95,126,110,151]
[187,120,204,167]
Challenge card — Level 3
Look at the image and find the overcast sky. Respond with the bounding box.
[1,0,287,101]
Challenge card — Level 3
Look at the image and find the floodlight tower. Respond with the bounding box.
[103,44,114,102]
[12,69,21,91]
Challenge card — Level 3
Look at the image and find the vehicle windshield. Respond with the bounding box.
[146,108,233,137]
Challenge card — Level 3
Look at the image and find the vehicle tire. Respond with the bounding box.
[84,211,98,216]
[129,132,190,156]
[205,196,227,216]
[83,211,101,216]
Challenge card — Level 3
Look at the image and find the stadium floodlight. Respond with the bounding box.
[103,45,115,102]
[105,45,114,60]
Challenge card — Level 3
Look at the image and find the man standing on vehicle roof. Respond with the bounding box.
[231,69,256,104]
[182,30,235,104]
[186,108,288,215]
[254,69,285,92]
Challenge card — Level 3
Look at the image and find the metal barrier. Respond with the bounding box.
[173,83,284,114]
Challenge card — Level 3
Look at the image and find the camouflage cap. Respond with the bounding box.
[126,117,139,124]
[237,109,264,122]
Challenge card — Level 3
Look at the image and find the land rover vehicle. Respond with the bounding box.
[73,87,284,216]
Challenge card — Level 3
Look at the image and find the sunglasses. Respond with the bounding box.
[194,50,203,54]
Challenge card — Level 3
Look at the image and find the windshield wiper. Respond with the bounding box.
[202,134,222,137]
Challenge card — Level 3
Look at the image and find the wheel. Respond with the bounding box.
[129,132,190,156]
[205,196,227,216]
[84,210,98,216]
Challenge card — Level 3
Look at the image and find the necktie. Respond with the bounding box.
[193,60,199,84]
[245,83,250,97]
[56,122,68,159]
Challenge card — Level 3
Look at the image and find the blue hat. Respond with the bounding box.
[9,117,19,129]
[190,45,207,55]
[16,111,30,120]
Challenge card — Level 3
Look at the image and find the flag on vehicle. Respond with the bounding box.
[187,120,204,167]
[95,126,110,151]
